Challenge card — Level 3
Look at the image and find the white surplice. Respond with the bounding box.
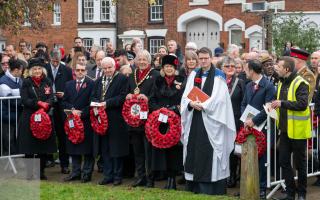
[181,69,236,182]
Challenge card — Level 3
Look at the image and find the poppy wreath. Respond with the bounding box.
[236,126,266,158]
[64,114,85,144]
[90,106,108,135]
[122,94,149,127]
[30,109,52,140]
[145,108,181,149]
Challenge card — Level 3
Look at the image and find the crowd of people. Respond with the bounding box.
[1,37,320,200]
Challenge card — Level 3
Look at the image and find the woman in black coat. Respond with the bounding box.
[149,54,185,190]
[126,50,159,188]
[17,58,57,180]
[221,56,245,188]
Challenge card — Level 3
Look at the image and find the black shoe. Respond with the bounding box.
[81,174,92,183]
[132,177,147,187]
[227,175,237,188]
[98,178,113,185]
[260,190,266,200]
[297,194,306,200]
[64,175,81,182]
[113,180,122,186]
[40,174,48,180]
[61,167,70,174]
[177,176,186,185]
[146,180,154,188]
[45,160,55,168]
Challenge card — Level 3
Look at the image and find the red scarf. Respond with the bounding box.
[165,75,175,87]
[32,75,43,87]
[138,66,151,82]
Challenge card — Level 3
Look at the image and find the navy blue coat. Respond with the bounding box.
[62,77,94,155]
[241,76,275,126]
[90,73,129,157]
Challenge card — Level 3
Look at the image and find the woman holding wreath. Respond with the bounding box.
[17,58,57,180]
[148,54,185,189]
[126,50,159,188]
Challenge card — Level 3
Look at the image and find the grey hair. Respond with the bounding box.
[185,42,197,50]
[50,48,62,60]
[101,57,115,67]
[91,44,102,51]
[221,56,236,66]
[136,50,152,64]
[227,44,239,54]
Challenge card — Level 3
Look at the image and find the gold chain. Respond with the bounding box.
[133,68,152,94]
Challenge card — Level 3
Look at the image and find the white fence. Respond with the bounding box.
[266,104,320,199]
[0,96,24,173]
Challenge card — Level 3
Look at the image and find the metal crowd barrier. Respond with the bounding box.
[266,103,320,199]
[0,96,24,174]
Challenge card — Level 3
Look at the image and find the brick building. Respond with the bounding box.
[1,0,320,54]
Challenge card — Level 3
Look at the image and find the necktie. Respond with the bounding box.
[53,68,58,79]
[76,81,81,92]
[97,69,102,79]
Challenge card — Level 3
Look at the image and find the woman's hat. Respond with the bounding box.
[28,57,46,69]
[162,54,179,69]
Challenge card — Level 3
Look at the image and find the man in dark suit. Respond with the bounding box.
[45,49,73,174]
[62,63,95,183]
[91,57,129,186]
[86,50,105,80]
[241,59,275,200]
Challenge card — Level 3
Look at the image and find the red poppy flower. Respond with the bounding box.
[64,114,85,144]
[174,59,179,66]
[30,109,52,140]
[194,78,202,84]
[90,106,108,135]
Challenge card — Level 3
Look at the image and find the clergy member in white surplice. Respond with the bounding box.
[181,47,236,195]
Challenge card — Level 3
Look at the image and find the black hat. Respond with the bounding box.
[35,42,47,49]
[162,54,179,69]
[28,57,46,69]
[127,51,136,60]
[290,48,310,61]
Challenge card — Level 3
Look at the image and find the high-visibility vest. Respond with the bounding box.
[276,75,311,139]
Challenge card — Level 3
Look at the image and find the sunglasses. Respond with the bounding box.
[224,65,235,68]
[75,69,86,72]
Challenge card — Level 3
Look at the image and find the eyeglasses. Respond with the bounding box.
[23,53,31,55]
[224,65,235,68]
[75,69,86,72]
[1,62,9,65]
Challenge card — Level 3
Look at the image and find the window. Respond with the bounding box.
[83,38,93,51]
[100,38,110,51]
[230,29,242,46]
[101,0,110,22]
[148,37,165,55]
[84,0,94,22]
[149,0,163,22]
[53,3,61,25]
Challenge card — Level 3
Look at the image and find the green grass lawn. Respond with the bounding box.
[41,182,238,200]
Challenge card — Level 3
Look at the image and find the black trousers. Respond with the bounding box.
[279,132,307,197]
[71,155,94,177]
[131,131,152,180]
[53,105,69,168]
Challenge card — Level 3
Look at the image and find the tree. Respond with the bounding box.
[272,13,320,56]
[0,0,55,33]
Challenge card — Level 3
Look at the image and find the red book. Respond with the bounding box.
[187,87,210,103]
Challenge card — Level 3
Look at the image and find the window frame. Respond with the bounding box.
[83,0,94,22]
[149,0,164,23]
[100,38,110,51]
[100,0,110,22]
[83,38,94,51]
[148,36,165,55]
[53,3,61,25]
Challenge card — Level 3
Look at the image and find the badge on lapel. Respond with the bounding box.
[82,82,87,89]
[44,85,51,95]
[174,80,182,90]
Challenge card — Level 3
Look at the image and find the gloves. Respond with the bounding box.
[37,101,50,112]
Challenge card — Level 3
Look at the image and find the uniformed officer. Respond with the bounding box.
[290,48,316,102]
[272,56,310,200]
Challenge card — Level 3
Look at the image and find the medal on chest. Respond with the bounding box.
[134,69,152,94]
[44,85,51,95]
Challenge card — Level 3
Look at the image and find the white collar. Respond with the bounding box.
[76,77,85,83]
[51,63,59,71]
[254,75,263,85]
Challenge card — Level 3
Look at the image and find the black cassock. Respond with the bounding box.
[184,66,227,195]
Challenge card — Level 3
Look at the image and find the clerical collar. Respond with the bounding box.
[254,75,263,85]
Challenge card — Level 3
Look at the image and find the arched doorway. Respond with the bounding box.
[186,18,220,50]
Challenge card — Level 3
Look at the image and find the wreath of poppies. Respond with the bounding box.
[90,106,108,135]
[236,126,266,158]
[64,114,85,144]
[122,95,149,127]
[30,109,52,140]
[145,108,181,149]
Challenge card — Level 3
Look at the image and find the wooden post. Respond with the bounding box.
[240,135,260,200]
